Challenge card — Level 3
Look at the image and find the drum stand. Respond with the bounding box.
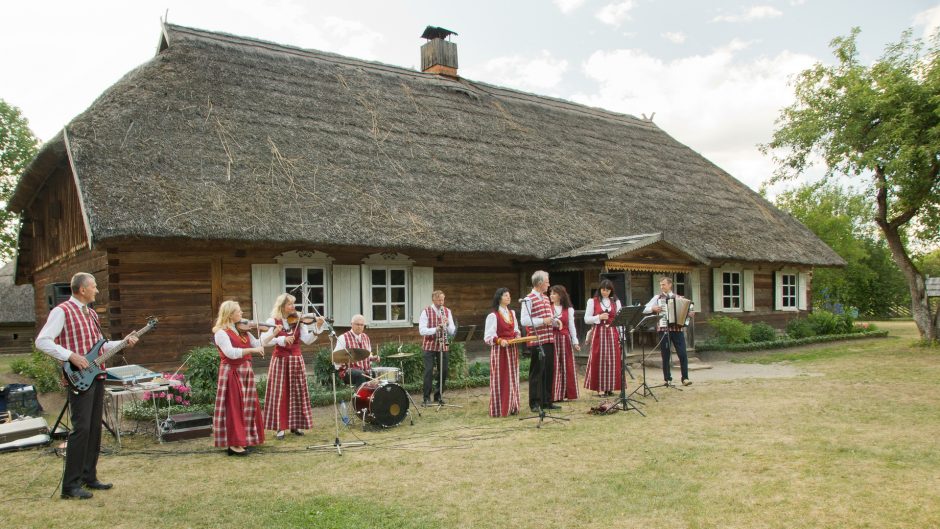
[307,371,365,456]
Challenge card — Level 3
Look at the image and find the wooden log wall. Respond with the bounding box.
[0,324,36,355]
[31,247,110,336]
[18,165,89,278]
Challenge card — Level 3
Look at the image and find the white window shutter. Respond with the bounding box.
[652,274,661,295]
[411,267,434,324]
[251,264,282,321]
[774,271,783,311]
[712,268,723,313]
[798,272,809,310]
[332,265,361,325]
[689,269,701,310]
[360,266,372,322]
[743,269,755,312]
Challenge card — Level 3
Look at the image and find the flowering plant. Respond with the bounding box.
[141,373,192,407]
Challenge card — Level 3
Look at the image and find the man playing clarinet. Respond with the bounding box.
[418,290,456,406]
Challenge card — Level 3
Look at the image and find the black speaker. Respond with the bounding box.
[45,283,71,310]
[599,272,630,305]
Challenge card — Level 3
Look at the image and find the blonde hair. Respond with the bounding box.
[212,300,241,333]
[270,293,296,320]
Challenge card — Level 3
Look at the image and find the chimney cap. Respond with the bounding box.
[421,26,457,40]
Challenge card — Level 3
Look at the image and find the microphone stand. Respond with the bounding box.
[306,303,366,455]
[517,295,568,428]
[433,307,461,411]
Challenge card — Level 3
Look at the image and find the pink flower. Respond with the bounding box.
[158,392,166,398]
[175,395,183,403]
[183,400,190,406]
[142,391,151,400]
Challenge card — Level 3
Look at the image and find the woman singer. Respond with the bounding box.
[484,288,522,417]
[550,285,580,401]
[584,279,623,397]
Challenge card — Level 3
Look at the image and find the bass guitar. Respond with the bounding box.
[62,317,159,393]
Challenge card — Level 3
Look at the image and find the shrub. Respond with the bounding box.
[468,361,490,378]
[807,310,853,336]
[749,322,777,343]
[183,345,220,405]
[10,349,63,394]
[708,315,752,345]
[786,318,816,339]
[854,322,878,333]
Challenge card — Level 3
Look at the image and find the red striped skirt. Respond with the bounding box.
[584,325,622,392]
[489,343,520,417]
[262,355,313,431]
[213,361,264,447]
[552,331,580,401]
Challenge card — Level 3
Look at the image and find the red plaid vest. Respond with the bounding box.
[422,305,451,353]
[271,318,302,357]
[525,291,554,346]
[56,301,105,375]
[341,330,372,371]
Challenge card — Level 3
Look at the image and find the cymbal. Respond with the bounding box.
[330,347,371,363]
[386,352,414,359]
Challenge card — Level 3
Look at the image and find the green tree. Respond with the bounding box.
[774,182,910,317]
[0,99,39,262]
[763,28,940,341]
[917,248,940,278]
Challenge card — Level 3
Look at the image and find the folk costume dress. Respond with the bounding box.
[583,297,623,393]
[484,307,521,417]
[551,305,580,401]
[261,318,322,433]
[213,328,265,448]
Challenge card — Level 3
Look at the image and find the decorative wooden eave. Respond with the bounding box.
[551,232,709,269]
[605,261,693,273]
[62,127,94,251]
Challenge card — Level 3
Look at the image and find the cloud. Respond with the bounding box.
[321,16,385,60]
[712,5,783,23]
[554,0,587,14]
[596,1,635,27]
[573,43,817,189]
[463,51,569,93]
[661,31,687,44]
[914,5,940,39]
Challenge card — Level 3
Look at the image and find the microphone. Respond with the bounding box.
[518,298,529,303]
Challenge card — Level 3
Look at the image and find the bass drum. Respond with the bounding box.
[353,382,409,427]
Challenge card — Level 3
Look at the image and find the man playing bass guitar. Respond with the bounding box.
[36,272,139,499]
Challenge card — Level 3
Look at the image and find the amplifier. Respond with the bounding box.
[159,412,212,443]
[105,365,159,386]
[0,416,50,444]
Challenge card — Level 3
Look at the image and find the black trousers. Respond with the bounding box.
[658,330,690,381]
[63,378,104,491]
[528,343,555,408]
[422,349,449,401]
[343,369,373,387]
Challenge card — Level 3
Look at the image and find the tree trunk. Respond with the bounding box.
[874,167,936,341]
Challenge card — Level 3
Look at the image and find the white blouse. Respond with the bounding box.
[213,328,266,360]
[483,308,520,345]
[584,297,623,325]
[553,305,579,346]
[263,318,323,347]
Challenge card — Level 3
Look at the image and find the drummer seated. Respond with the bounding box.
[336,363,375,387]
[332,314,380,386]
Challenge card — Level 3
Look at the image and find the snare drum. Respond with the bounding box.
[372,366,402,384]
[353,382,409,427]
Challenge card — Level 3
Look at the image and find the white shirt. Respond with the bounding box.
[520,288,552,328]
[262,318,323,347]
[35,296,122,362]
[213,328,267,360]
[418,305,456,337]
[483,308,520,345]
[584,297,623,325]
[553,305,579,346]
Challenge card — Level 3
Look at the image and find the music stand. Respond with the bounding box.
[629,314,664,400]
[433,325,475,411]
[610,305,646,416]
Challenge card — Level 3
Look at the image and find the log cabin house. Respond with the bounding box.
[6,23,844,365]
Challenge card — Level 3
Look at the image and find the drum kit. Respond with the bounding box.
[330,347,418,429]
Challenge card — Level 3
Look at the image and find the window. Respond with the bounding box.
[284,266,326,316]
[370,267,408,323]
[781,273,797,309]
[675,273,687,297]
[721,271,742,310]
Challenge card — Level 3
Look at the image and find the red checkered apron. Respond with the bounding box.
[489,309,520,417]
[262,319,313,431]
[584,298,622,392]
[552,306,580,401]
[213,329,264,447]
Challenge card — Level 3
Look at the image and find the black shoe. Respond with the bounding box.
[227,447,248,457]
[61,487,93,499]
[290,429,305,436]
[546,404,561,410]
[83,480,112,490]
[438,398,446,405]
[530,405,540,413]
[422,398,430,406]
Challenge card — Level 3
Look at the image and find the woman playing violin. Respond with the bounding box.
[212,300,279,456]
[261,293,325,440]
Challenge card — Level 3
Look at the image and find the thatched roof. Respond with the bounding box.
[0,262,34,323]
[10,23,844,267]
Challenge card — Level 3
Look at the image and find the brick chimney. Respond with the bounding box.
[420,26,458,78]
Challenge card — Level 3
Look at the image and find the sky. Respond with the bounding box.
[2,0,939,194]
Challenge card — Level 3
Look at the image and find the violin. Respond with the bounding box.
[286,313,334,326]
[235,319,280,336]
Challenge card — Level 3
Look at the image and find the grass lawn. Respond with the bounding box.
[1,321,938,528]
